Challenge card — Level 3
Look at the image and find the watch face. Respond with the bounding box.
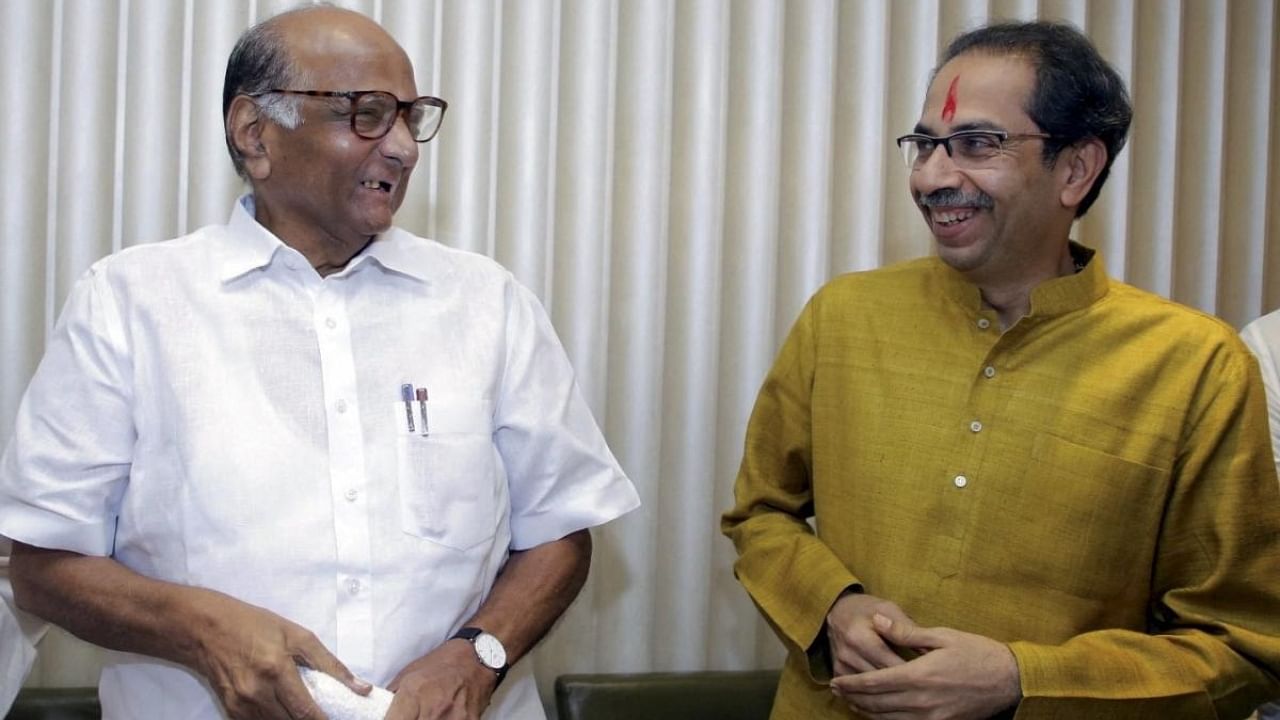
[474,633,507,669]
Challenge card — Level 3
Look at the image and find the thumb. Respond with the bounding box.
[871,612,934,649]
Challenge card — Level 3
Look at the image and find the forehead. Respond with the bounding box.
[917,52,1036,132]
[281,12,418,96]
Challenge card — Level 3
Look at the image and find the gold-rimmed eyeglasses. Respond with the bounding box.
[251,89,448,143]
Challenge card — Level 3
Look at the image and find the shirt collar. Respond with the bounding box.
[217,195,429,283]
[934,241,1109,318]
[218,195,295,282]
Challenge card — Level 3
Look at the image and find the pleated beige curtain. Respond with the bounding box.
[3,0,1279,709]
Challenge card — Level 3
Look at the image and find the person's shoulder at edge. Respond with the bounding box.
[1102,275,1255,358]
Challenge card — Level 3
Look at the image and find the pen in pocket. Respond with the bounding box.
[416,387,429,436]
[400,383,416,433]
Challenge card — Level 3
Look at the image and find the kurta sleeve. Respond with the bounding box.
[1008,349,1280,719]
[721,296,860,682]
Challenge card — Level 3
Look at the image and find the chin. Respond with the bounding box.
[934,242,990,274]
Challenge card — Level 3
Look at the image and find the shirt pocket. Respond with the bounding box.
[393,398,499,551]
[1009,433,1169,600]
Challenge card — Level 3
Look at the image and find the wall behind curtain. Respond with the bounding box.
[3,0,1278,707]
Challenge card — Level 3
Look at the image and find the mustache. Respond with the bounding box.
[917,188,994,209]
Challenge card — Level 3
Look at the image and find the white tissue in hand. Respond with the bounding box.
[298,666,394,720]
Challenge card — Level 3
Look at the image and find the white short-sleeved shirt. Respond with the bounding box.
[0,196,640,719]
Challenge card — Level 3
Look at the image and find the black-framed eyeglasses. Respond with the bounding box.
[894,130,1054,170]
[251,89,448,143]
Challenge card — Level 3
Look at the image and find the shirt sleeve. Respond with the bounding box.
[720,296,860,683]
[0,540,47,716]
[0,265,135,556]
[1008,348,1280,719]
[492,280,639,551]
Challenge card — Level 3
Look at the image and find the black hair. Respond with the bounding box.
[939,21,1133,216]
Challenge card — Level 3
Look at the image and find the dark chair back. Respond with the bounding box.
[555,669,780,720]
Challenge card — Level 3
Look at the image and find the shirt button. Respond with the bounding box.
[976,318,991,330]
[344,488,358,502]
[325,317,337,330]
[346,578,361,595]
[954,475,969,488]
[969,420,983,433]
[983,365,996,379]
[335,399,348,413]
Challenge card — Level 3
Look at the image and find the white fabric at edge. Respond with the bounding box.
[299,667,393,720]
[0,539,49,716]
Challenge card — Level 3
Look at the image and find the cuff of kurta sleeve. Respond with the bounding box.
[1008,641,1219,719]
[736,552,858,685]
[806,584,863,683]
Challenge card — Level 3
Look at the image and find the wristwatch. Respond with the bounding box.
[451,626,510,685]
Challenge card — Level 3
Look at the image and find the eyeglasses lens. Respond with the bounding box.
[352,92,443,142]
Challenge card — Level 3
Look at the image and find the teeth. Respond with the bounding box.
[934,208,975,226]
[362,180,383,190]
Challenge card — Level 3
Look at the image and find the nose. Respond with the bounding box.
[380,111,419,168]
[910,142,963,196]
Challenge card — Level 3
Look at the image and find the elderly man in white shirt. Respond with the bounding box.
[1240,312,1280,720]
[0,6,638,720]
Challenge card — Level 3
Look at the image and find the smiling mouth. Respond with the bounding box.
[361,179,392,193]
[930,208,978,226]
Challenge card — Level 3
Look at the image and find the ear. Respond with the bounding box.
[1058,137,1106,211]
[227,95,272,181]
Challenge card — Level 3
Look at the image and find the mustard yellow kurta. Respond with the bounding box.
[722,250,1280,719]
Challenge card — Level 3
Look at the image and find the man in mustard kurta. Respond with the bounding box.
[722,20,1280,720]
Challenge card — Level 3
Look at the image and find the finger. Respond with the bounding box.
[831,664,913,696]
[873,613,946,652]
[274,675,328,720]
[295,643,372,696]
[830,623,906,672]
[856,628,909,670]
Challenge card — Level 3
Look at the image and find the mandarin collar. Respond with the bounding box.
[934,241,1109,319]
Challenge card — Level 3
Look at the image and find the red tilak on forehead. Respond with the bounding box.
[941,76,959,122]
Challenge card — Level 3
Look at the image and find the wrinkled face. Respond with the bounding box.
[258,13,420,248]
[909,53,1065,282]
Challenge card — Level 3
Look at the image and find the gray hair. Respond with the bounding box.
[221,10,314,179]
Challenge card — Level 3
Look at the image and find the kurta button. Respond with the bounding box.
[969,420,983,433]
[325,317,337,330]
[954,475,968,488]
[346,578,361,595]
[977,318,991,329]
[983,366,996,378]
[344,488,358,502]
[336,399,348,413]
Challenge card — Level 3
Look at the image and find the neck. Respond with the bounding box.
[976,243,1077,330]
[252,204,374,277]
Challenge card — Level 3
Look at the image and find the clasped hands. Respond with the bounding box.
[193,592,495,720]
[826,592,1021,720]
